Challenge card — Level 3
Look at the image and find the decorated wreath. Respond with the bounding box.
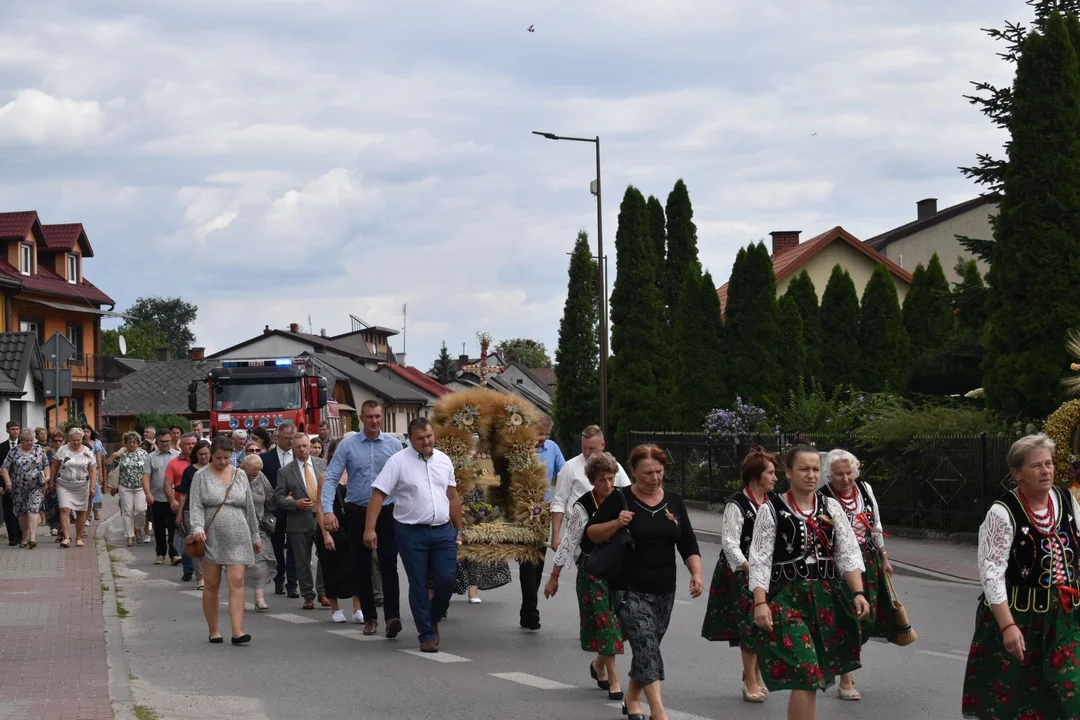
[432,387,549,565]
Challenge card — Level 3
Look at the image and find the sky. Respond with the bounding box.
[0,0,1021,369]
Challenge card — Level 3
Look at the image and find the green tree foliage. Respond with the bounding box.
[105,297,197,360]
[662,179,701,316]
[782,270,823,387]
[954,259,987,335]
[777,295,806,390]
[902,254,954,355]
[135,411,190,436]
[429,342,455,384]
[495,338,552,368]
[699,271,728,410]
[819,265,861,394]
[723,242,783,408]
[858,264,912,393]
[984,13,1080,419]
[610,187,668,442]
[646,195,666,273]
[553,231,600,448]
[672,267,728,430]
[102,323,169,360]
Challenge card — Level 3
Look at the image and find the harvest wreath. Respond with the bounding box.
[432,387,549,565]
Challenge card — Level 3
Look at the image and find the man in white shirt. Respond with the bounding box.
[549,425,631,553]
[365,418,462,654]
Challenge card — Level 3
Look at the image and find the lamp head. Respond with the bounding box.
[532,131,558,140]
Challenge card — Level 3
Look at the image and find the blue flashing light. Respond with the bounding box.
[274,358,293,366]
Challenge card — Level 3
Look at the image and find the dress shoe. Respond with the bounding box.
[208,636,224,644]
[231,634,251,645]
[274,582,285,596]
[302,599,315,610]
[385,617,402,639]
[520,619,541,631]
[287,588,300,599]
[420,640,438,653]
[181,572,193,582]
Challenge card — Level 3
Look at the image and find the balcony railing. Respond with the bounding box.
[41,353,130,384]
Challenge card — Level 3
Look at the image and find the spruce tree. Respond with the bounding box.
[724,242,783,408]
[819,265,861,394]
[858,264,911,393]
[609,186,668,444]
[783,270,823,387]
[777,295,806,391]
[430,342,455,383]
[699,271,728,410]
[553,231,600,448]
[646,195,667,277]
[673,267,707,429]
[954,260,987,335]
[985,12,1080,418]
[902,254,954,356]
[663,179,701,317]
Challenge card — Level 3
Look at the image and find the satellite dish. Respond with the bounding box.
[118,335,127,356]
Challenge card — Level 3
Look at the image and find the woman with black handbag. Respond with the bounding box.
[587,444,703,720]
[544,452,625,701]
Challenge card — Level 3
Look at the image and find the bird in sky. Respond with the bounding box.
[528,25,535,32]
[811,132,818,137]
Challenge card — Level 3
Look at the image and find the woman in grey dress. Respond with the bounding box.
[240,453,277,611]
[190,436,260,645]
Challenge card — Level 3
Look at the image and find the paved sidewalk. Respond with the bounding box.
[688,506,979,583]
[0,501,118,720]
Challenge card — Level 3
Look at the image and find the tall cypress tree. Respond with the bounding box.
[819,264,861,394]
[783,270,823,387]
[858,264,911,393]
[724,242,783,407]
[673,267,707,429]
[902,254,954,356]
[954,260,987,336]
[646,195,667,277]
[700,271,728,411]
[663,179,701,317]
[609,186,668,443]
[985,12,1080,419]
[777,295,806,391]
[553,230,600,448]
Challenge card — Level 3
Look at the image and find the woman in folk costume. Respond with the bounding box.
[747,443,870,720]
[701,447,778,703]
[962,434,1080,719]
[819,448,896,700]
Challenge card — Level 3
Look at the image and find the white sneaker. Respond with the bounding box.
[352,610,364,623]
[469,597,482,604]
[142,535,152,544]
[331,610,346,623]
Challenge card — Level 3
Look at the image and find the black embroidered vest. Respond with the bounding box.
[767,491,838,590]
[574,490,601,562]
[719,491,761,570]
[997,487,1080,612]
[821,480,878,554]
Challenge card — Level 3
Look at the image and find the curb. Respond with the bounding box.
[97,511,136,720]
[695,528,981,587]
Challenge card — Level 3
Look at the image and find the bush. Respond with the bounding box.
[854,405,1008,452]
[704,397,770,441]
[831,390,906,436]
[134,411,190,436]
[773,380,838,434]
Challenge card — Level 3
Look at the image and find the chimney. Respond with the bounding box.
[156,347,170,361]
[289,323,299,333]
[770,231,801,258]
[188,347,205,361]
[459,354,470,365]
[917,198,938,220]
[263,325,271,335]
[320,328,327,338]
[397,352,406,367]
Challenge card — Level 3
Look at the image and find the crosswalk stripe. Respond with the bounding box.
[269,613,320,624]
[328,628,384,641]
[179,590,202,599]
[606,703,712,720]
[400,649,472,663]
[490,672,575,690]
[673,599,693,605]
[916,649,967,661]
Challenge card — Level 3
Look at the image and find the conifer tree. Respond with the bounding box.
[430,342,455,384]
[819,265,861,394]
[646,195,666,277]
[783,270,823,387]
[699,271,728,409]
[663,179,701,317]
[984,12,1080,418]
[673,268,706,429]
[553,231,600,448]
[902,254,954,356]
[777,295,806,391]
[858,264,911,393]
[724,242,783,407]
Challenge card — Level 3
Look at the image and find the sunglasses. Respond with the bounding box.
[246,448,260,453]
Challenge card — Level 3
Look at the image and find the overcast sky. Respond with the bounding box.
[0,0,1019,367]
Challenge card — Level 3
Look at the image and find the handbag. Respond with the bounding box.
[107,463,120,490]
[885,572,917,646]
[185,475,235,559]
[584,488,635,582]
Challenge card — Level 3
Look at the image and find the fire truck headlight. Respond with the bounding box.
[244,417,255,429]
[259,417,269,428]
[229,418,239,429]
[274,415,284,427]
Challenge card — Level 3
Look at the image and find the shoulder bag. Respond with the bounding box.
[584,488,635,582]
[185,474,235,559]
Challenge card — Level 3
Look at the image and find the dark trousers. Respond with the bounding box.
[396,521,456,643]
[271,509,297,590]
[345,503,400,623]
[519,552,546,624]
[2,491,20,544]
[151,501,177,558]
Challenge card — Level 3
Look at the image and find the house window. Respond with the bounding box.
[66,254,79,284]
[19,320,43,347]
[386,408,396,433]
[19,244,31,276]
[66,325,84,356]
[67,396,83,425]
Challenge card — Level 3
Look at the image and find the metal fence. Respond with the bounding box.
[626,431,1016,533]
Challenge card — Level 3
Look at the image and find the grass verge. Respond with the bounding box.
[133,705,160,720]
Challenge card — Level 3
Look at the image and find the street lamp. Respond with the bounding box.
[532,130,608,439]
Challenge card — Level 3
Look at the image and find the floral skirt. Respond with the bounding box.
[848,545,897,644]
[576,563,624,655]
[744,577,862,692]
[962,593,1080,719]
[701,560,752,647]
[428,560,512,593]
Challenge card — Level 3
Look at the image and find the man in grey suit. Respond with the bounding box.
[273,434,326,610]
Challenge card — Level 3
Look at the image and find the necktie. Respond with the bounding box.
[304,462,317,507]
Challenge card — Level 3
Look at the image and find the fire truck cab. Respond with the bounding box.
[189,356,342,438]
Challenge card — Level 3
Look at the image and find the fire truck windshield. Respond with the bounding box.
[213,378,302,413]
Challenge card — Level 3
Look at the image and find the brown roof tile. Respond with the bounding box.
[381,364,453,397]
[40,223,94,256]
[0,211,38,240]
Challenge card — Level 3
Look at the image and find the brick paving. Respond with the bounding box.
[0,505,117,720]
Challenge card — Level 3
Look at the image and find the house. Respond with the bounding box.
[717,227,913,313]
[865,196,998,284]
[0,211,123,428]
[208,323,393,369]
[376,363,452,409]
[445,355,554,415]
[101,354,222,436]
[308,353,430,434]
[0,332,47,428]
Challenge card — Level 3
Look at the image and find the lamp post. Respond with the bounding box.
[532,131,608,439]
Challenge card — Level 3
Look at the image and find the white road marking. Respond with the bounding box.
[916,649,967,661]
[180,590,203,599]
[180,589,253,610]
[606,703,712,720]
[673,599,693,605]
[328,628,384,640]
[269,613,320,624]
[490,672,575,690]
[400,649,472,663]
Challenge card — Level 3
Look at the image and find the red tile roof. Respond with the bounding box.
[381,363,452,397]
[0,257,115,305]
[529,367,556,387]
[0,211,38,240]
[40,223,94,256]
[717,226,912,312]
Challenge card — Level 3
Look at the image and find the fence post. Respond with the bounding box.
[979,431,988,515]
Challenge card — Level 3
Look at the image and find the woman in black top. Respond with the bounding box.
[587,444,703,720]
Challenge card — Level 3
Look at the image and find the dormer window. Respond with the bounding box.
[66,253,79,284]
[18,243,31,276]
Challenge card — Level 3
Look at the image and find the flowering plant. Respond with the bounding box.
[704,397,768,441]
[466,501,502,524]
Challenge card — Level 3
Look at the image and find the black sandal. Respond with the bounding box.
[208,636,224,644]
[590,661,611,690]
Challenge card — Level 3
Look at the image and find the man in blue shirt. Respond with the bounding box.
[518,412,566,631]
[536,414,565,502]
[322,400,403,639]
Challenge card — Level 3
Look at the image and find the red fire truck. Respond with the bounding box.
[188,356,342,438]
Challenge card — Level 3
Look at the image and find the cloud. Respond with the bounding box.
[0,89,105,147]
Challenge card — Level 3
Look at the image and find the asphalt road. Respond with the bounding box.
[107,516,979,720]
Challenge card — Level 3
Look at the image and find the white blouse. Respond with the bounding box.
[552,503,590,569]
[977,491,1080,606]
[721,494,758,569]
[748,494,865,594]
[830,482,886,550]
